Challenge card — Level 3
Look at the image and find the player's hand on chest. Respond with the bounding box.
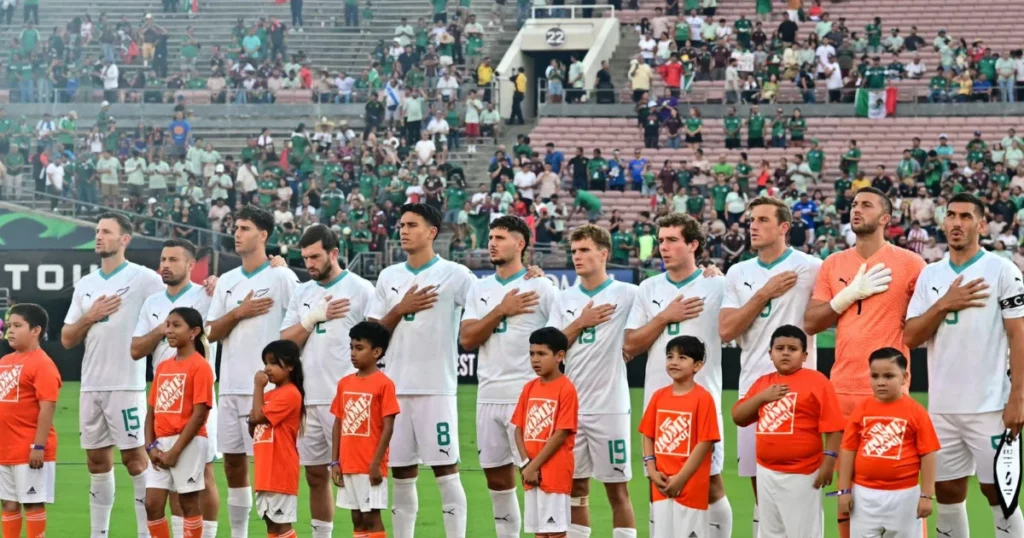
[935,275,991,314]
[393,279,443,318]
[654,293,705,324]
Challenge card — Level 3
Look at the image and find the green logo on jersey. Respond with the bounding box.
[578,327,596,344]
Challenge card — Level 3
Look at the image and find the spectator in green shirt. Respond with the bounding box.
[723,107,742,149]
[349,220,372,256]
[929,67,951,103]
[570,187,602,222]
[684,186,705,218]
[610,229,635,265]
[710,174,731,214]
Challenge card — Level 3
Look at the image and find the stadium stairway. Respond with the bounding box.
[530,115,1021,228]
[606,0,1024,103]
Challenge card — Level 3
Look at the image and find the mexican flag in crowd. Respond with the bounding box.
[855,87,898,118]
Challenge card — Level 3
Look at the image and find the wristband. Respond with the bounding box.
[520,458,531,470]
[30,444,45,451]
[826,488,851,497]
[823,450,838,458]
[642,455,656,463]
[145,441,160,453]
[329,461,340,468]
[920,494,934,500]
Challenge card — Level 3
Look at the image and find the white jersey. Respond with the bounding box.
[206,262,298,395]
[722,249,822,395]
[626,271,725,410]
[463,269,557,404]
[367,256,475,396]
[907,250,1024,414]
[280,271,375,405]
[548,279,637,415]
[133,283,217,373]
[65,261,165,392]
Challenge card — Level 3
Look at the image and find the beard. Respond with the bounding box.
[312,260,334,282]
[97,246,119,258]
[490,255,511,266]
[851,220,880,235]
[161,273,187,286]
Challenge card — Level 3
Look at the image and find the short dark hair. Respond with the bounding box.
[948,192,986,217]
[7,303,48,335]
[349,321,392,357]
[748,196,792,226]
[657,213,705,257]
[98,212,133,236]
[162,238,197,258]
[770,324,807,351]
[401,203,443,231]
[665,335,706,363]
[854,187,893,216]
[869,347,908,370]
[298,224,340,252]
[529,327,569,355]
[490,215,532,259]
[235,205,275,236]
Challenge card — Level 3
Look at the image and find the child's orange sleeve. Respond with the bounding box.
[380,378,400,418]
[554,383,578,433]
[263,388,300,426]
[638,390,658,439]
[912,404,941,455]
[511,383,529,431]
[840,404,865,451]
[33,359,61,403]
[697,390,721,444]
[329,379,345,419]
[816,378,847,433]
[192,363,215,408]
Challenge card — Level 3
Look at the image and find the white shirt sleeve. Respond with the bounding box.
[205,280,228,324]
[366,274,389,321]
[999,261,1024,319]
[906,268,932,319]
[134,298,153,337]
[546,295,568,331]
[625,284,649,331]
[453,265,476,308]
[722,267,742,310]
[64,285,85,324]
[280,284,302,332]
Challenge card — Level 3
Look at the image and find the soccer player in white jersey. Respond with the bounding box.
[904,193,1024,538]
[547,224,638,538]
[717,197,822,538]
[623,212,733,538]
[367,203,476,538]
[60,212,169,538]
[280,224,374,538]
[459,216,557,538]
[131,239,220,538]
[205,205,299,538]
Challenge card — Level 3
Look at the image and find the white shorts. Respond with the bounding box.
[205,392,219,463]
[335,474,389,512]
[850,484,923,538]
[931,411,1003,483]
[218,394,255,456]
[0,463,55,504]
[476,402,522,469]
[574,413,632,483]
[737,423,757,478]
[299,404,335,466]
[651,499,707,538]
[523,488,570,534]
[389,395,459,467]
[147,435,208,494]
[80,390,147,450]
[755,464,823,538]
[255,491,297,524]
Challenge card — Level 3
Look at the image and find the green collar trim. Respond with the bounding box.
[580,278,614,297]
[757,248,793,270]
[405,255,440,275]
[667,269,701,288]
[99,261,128,280]
[495,268,528,286]
[949,249,985,274]
[241,260,270,279]
[318,271,349,288]
[165,283,193,303]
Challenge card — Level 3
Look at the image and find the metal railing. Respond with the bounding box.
[529,4,616,20]
[348,251,383,280]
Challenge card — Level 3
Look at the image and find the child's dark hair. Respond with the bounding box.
[262,339,306,424]
[168,307,207,357]
[349,321,392,357]
[529,327,569,355]
[7,303,48,335]
[665,335,706,363]
[869,347,908,370]
[770,324,808,351]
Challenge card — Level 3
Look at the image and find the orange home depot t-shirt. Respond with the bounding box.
[737,368,846,475]
[149,352,215,439]
[253,384,303,495]
[0,348,61,465]
[812,243,925,396]
[330,371,401,476]
[511,375,578,495]
[842,395,940,490]
[639,384,720,510]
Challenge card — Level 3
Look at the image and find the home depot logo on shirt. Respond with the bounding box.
[253,423,274,444]
[758,393,798,435]
[0,365,22,402]
[860,417,908,460]
[341,392,372,437]
[655,411,693,456]
[154,374,186,414]
[525,398,557,442]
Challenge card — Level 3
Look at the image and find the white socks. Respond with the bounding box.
[227,487,253,538]
[437,473,468,538]
[937,501,969,538]
[392,477,419,538]
[89,470,115,538]
[612,528,637,537]
[310,518,333,538]
[132,468,151,537]
[171,515,185,538]
[992,504,1024,536]
[201,520,218,538]
[708,497,733,538]
[752,503,760,538]
[488,488,521,537]
[568,523,592,538]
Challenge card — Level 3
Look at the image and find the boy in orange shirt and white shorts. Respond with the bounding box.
[639,335,720,538]
[0,304,61,538]
[330,322,400,538]
[837,348,939,538]
[732,324,846,538]
[512,327,579,538]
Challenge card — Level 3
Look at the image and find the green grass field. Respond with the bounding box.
[42,383,996,537]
